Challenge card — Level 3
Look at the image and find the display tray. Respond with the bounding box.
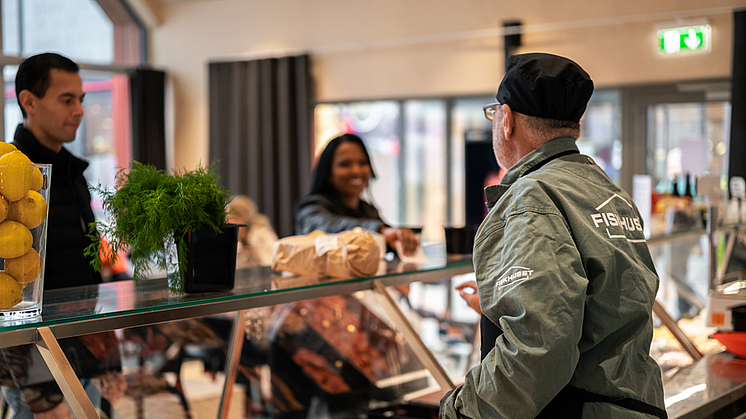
[268,294,430,416]
[712,332,746,359]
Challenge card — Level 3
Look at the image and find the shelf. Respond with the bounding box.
[0,256,474,348]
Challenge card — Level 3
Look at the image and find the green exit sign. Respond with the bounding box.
[657,25,711,55]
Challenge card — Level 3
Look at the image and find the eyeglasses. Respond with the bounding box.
[482,102,501,121]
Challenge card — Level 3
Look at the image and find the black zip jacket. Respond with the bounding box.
[293,193,386,235]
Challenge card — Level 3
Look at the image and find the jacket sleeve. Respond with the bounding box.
[294,197,383,235]
[441,208,588,419]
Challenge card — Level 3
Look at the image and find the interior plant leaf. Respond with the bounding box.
[85,161,230,293]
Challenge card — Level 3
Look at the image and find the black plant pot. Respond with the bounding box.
[180,224,240,293]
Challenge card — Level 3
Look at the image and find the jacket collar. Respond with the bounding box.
[13,124,61,164]
[484,137,579,208]
[13,124,89,172]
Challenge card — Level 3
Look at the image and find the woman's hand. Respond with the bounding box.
[455,280,481,315]
[381,227,418,256]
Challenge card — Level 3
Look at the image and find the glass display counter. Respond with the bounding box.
[0,256,474,419]
[0,258,473,346]
[2,223,744,419]
[647,223,746,418]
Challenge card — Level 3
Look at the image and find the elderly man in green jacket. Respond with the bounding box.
[440,53,667,418]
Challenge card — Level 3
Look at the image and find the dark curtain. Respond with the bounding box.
[130,68,166,170]
[729,9,746,191]
[209,55,313,238]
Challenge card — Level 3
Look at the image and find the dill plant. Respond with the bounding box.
[85,161,230,293]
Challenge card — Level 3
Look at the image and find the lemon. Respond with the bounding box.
[29,167,44,191]
[0,150,34,202]
[0,195,7,220]
[5,248,41,288]
[0,142,17,157]
[8,190,47,229]
[0,272,22,309]
[0,220,33,259]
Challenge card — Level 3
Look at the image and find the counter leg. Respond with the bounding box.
[707,206,719,291]
[35,326,100,419]
[216,310,248,419]
[371,280,456,391]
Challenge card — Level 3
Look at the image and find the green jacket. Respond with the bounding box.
[441,137,665,418]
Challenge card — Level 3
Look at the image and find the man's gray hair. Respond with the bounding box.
[516,113,581,145]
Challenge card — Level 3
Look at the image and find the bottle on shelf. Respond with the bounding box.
[684,173,693,199]
[671,174,680,197]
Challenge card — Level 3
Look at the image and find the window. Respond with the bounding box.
[315,89,623,245]
[2,0,114,64]
[579,90,622,186]
[0,0,142,220]
[450,97,494,227]
[648,101,730,194]
[403,100,446,241]
[315,101,402,226]
[314,100,449,243]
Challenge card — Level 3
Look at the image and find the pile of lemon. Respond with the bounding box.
[0,143,46,310]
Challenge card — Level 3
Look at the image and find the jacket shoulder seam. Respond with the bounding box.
[475,206,564,247]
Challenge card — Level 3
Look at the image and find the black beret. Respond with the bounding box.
[496,53,594,123]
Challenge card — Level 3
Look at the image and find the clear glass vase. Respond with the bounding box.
[0,163,51,320]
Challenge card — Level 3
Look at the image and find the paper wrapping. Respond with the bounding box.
[272,229,380,278]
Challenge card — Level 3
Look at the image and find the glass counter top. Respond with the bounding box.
[664,351,746,418]
[0,256,474,348]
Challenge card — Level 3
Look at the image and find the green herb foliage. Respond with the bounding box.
[85,161,229,293]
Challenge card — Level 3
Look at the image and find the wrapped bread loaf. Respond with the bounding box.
[272,228,380,278]
[271,234,323,276]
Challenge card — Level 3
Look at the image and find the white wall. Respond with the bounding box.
[146,0,742,170]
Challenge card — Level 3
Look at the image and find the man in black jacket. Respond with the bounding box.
[1,53,112,419]
[11,52,102,289]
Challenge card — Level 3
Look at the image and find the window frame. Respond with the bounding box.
[0,0,145,147]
